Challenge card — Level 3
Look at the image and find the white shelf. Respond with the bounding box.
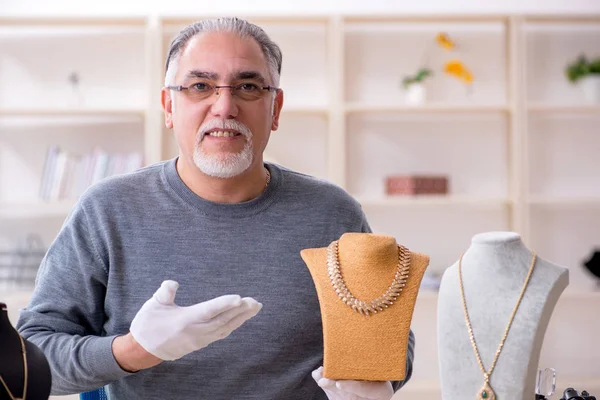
[281,105,329,114]
[0,109,146,127]
[527,104,600,114]
[0,16,146,26]
[0,108,146,117]
[528,196,600,207]
[0,201,76,220]
[0,26,145,38]
[0,109,144,128]
[356,195,510,207]
[345,103,509,114]
[0,109,146,130]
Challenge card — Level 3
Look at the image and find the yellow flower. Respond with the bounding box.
[436,32,455,50]
[444,60,473,83]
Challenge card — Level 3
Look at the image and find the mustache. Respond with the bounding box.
[197,119,253,141]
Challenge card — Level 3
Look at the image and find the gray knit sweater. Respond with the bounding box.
[17,159,414,399]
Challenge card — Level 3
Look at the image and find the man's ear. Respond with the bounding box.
[161,87,173,129]
[271,89,284,131]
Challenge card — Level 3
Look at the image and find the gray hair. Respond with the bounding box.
[164,17,283,88]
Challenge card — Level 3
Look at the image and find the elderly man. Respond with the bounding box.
[17,17,414,399]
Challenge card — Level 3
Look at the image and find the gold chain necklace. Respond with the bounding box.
[264,168,271,190]
[0,334,28,400]
[458,251,537,400]
[326,240,410,316]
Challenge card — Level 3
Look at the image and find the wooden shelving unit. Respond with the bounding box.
[1,13,599,397]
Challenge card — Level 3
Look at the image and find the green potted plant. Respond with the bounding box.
[565,54,600,103]
[400,33,474,106]
[401,67,433,105]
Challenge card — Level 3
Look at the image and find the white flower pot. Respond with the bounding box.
[580,75,600,103]
[404,83,426,105]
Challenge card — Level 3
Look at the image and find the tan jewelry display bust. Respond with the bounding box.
[301,232,430,381]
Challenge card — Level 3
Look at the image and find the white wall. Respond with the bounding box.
[1,0,600,17]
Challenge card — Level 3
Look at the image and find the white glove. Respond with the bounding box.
[130,280,262,361]
[312,367,394,400]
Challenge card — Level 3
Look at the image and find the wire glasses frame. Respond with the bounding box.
[166,83,279,101]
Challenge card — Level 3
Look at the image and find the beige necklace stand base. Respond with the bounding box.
[301,232,430,381]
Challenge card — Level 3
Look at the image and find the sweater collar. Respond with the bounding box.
[163,157,281,218]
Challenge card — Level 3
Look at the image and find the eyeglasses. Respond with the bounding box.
[166,82,279,102]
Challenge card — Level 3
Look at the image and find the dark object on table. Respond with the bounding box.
[559,387,597,400]
[0,302,52,400]
[582,250,600,281]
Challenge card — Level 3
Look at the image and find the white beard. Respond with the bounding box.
[192,119,254,179]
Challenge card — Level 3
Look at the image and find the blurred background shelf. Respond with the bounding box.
[0,108,146,116]
[344,103,510,113]
[1,11,599,396]
[356,195,510,207]
[279,105,330,114]
[528,196,600,207]
[0,201,75,219]
[527,104,600,113]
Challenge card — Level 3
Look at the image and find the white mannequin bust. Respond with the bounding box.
[437,231,569,400]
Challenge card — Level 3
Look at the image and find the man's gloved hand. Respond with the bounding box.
[312,367,394,400]
[130,280,262,361]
